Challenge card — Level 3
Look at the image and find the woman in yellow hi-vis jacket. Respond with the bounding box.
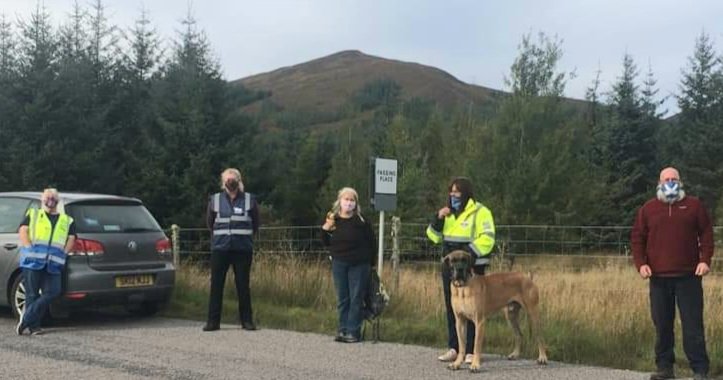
[426,177,495,364]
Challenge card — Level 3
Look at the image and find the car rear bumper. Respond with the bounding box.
[58,260,176,308]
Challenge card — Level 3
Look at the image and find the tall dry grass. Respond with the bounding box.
[166,254,722,376]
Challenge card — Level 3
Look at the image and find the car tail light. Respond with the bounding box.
[65,292,87,299]
[155,238,172,256]
[69,238,105,256]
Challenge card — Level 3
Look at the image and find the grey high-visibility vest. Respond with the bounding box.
[210,192,255,252]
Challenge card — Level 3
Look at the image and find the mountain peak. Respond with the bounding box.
[235,50,501,113]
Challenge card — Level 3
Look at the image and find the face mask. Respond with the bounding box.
[225,179,239,192]
[341,200,356,212]
[657,180,684,203]
[450,196,462,211]
[44,198,58,209]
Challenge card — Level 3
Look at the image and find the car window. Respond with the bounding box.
[65,204,162,233]
[0,198,32,233]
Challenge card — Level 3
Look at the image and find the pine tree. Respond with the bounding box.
[601,53,658,224]
[675,33,723,218]
[0,14,17,190]
[13,4,60,189]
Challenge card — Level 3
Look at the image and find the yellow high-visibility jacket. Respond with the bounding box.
[21,208,74,274]
[426,199,495,265]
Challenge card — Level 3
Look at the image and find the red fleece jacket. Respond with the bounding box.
[631,196,714,275]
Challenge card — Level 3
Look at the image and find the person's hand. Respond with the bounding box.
[322,212,336,231]
[695,262,710,276]
[437,207,451,219]
[639,264,652,279]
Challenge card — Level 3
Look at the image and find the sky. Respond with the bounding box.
[2,0,723,115]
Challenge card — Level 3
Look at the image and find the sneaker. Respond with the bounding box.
[29,327,44,336]
[341,333,360,343]
[437,348,457,362]
[649,368,674,380]
[15,319,27,336]
[464,354,474,364]
[334,331,345,342]
[693,373,708,380]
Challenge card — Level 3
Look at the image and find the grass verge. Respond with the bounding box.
[162,254,722,377]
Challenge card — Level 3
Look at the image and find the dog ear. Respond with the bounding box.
[441,254,450,267]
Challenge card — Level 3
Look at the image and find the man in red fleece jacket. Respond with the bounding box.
[631,167,713,380]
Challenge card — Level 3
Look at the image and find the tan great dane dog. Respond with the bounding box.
[444,250,548,372]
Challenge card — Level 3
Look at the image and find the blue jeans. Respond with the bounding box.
[22,268,62,329]
[331,259,370,339]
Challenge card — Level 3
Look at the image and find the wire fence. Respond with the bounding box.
[167,223,723,263]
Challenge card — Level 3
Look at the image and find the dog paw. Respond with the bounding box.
[447,363,462,371]
[469,364,481,373]
[536,356,548,365]
[507,353,519,360]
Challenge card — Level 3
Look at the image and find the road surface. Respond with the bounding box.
[0,311,662,379]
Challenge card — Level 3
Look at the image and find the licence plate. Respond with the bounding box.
[115,274,154,288]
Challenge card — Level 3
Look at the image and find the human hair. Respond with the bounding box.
[41,188,59,202]
[331,187,364,222]
[219,168,244,192]
[447,177,474,208]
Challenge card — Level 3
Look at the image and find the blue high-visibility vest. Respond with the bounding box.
[210,192,255,252]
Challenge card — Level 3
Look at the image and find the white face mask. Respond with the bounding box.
[341,200,356,213]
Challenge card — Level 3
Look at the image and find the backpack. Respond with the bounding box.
[363,270,389,321]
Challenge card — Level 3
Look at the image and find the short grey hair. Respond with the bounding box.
[41,188,59,201]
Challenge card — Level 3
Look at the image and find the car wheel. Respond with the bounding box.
[10,274,26,320]
[126,301,160,317]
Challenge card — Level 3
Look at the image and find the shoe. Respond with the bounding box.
[649,368,674,380]
[29,327,44,336]
[202,323,219,332]
[341,333,360,343]
[15,319,27,336]
[693,373,708,380]
[437,348,457,362]
[464,354,474,364]
[334,331,345,342]
[241,322,257,331]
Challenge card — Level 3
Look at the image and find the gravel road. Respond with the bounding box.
[0,312,668,380]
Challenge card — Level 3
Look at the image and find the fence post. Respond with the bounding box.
[171,224,180,268]
[391,216,401,293]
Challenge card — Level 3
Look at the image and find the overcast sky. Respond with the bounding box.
[3,0,723,115]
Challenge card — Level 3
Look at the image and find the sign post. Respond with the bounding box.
[372,158,397,277]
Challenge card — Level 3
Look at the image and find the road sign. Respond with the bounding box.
[372,158,397,211]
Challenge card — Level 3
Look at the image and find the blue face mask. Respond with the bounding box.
[660,180,681,201]
[450,196,462,211]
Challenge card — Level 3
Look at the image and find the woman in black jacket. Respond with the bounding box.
[321,187,375,343]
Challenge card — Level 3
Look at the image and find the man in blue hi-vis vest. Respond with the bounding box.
[17,188,77,335]
[203,168,260,332]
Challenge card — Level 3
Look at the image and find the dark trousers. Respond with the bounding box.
[331,259,370,338]
[649,275,709,375]
[22,268,61,329]
[207,250,253,325]
[442,264,485,353]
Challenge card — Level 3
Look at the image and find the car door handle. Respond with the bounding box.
[3,243,18,250]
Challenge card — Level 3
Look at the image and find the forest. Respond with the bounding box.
[2,2,722,228]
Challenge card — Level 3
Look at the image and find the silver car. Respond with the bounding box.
[0,192,175,318]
